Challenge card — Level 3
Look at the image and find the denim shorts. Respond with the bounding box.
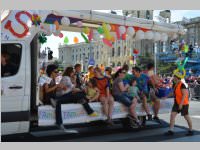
[114,93,132,107]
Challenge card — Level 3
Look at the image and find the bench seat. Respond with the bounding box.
[38,98,173,126]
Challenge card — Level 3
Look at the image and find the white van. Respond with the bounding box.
[1,10,182,137]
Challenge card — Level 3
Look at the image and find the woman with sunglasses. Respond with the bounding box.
[112,68,141,126]
[44,64,66,105]
[93,67,114,125]
[52,67,98,131]
[45,64,77,132]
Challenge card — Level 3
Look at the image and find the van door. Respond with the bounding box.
[1,41,30,135]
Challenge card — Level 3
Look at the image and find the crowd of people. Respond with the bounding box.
[39,60,194,136]
[39,61,194,136]
[40,62,171,131]
[186,75,200,85]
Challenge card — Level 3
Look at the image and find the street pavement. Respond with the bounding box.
[2,100,200,142]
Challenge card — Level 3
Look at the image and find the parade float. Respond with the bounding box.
[1,10,185,135]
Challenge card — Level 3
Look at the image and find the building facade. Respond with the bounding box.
[159,10,171,23]
[122,10,156,53]
[122,10,153,20]
[184,17,200,46]
[58,10,164,71]
[174,17,200,46]
[58,40,133,71]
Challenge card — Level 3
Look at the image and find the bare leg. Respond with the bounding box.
[108,96,114,120]
[142,96,150,115]
[184,115,193,131]
[130,98,138,120]
[169,112,178,131]
[100,97,109,118]
[153,100,160,117]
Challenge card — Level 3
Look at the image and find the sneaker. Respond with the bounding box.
[135,120,142,128]
[50,98,57,108]
[89,112,98,117]
[153,116,162,124]
[147,114,152,121]
[59,124,66,130]
[127,115,141,128]
[164,130,174,136]
[186,130,194,136]
[59,124,79,133]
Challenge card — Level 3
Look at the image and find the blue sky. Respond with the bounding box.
[41,10,200,58]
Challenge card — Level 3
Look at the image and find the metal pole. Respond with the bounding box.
[83,53,85,72]
[154,42,157,74]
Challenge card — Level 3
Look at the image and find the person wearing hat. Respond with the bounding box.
[165,70,193,136]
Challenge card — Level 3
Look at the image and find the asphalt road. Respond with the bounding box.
[2,100,200,142]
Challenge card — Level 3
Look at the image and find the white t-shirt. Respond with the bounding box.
[181,79,188,88]
[56,76,75,97]
[38,75,52,86]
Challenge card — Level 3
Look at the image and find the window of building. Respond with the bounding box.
[80,54,81,61]
[72,55,74,61]
[1,43,22,77]
[117,62,121,66]
[112,48,115,57]
[146,10,150,19]
[96,51,99,59]
[137,11,140,18]
[124,46,126,56]
[118,47,121,56]
[76,55,78,61]
[111,62,115,68]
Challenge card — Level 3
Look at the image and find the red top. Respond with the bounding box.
[94,77,110,97]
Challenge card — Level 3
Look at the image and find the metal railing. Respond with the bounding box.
[189,83,200,101]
